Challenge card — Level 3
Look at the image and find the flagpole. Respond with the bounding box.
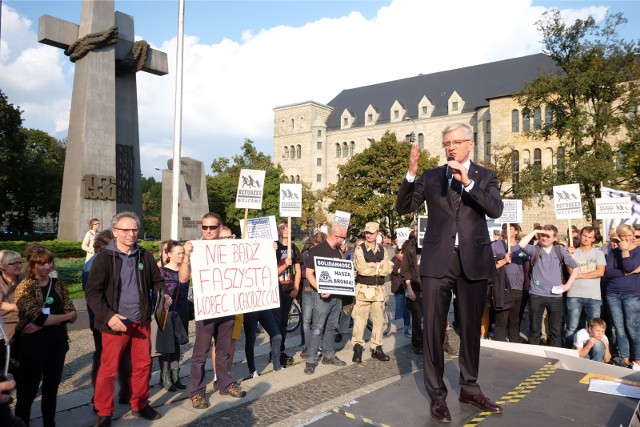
[171,0,185,239]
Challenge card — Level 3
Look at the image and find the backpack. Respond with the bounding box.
[530,244,571,284]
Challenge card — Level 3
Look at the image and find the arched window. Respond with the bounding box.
[512,150,520,185]
[523,149,531,165]
[336,143,341,158]
[290,145,295,159]
[545,105,553,129]
[418,133,424,150]
[534,107,542,130]
[342,142,349,157]
[284,176,289,183]
[534,148,541,166]
[290,175,295,183]
[511,109,520,132]
[350,141,355,156]
[523,108,531,131]
[284,146,289,159]
[291,118,295,129]
[295,175,300,183]
[296,145,301,159]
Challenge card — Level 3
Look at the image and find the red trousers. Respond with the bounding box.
[94,322,151,416]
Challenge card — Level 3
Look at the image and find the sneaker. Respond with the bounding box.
[322,356,347,366]
[93,416,111,427]
[191,394,209,410]
[132,405,162,420]
[304,362,317,375]
[280,352,294,367]
[220,384,246,398]
[632,362,640,371]
[403,329,412,338]
[300,347,308,358]
[249,371,260,379]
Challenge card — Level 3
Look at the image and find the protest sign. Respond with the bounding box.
[235,169,266,209]
[314,257,355,296]
[417,215,428,249]
[333,210,351,230]
[190,239,279,320]
[395,227,411,248]
[596,197,631,219]
[495,199,522,224]
[279,184,302,217]
[240,216,278,240]
[553,183,584,219]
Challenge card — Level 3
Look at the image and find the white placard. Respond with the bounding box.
[314,257,355,296]
[417,215,428,249]
[596,197,632,219]
[190,239,279,320]
[495,199,523,224]
[235,169,266,209]
[553,183,584,219]
[279,183,302,217]
[240,216,278,240]
[333,210,351,230]
[395,227,411,248]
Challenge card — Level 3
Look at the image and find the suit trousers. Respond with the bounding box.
[422,248,488,401]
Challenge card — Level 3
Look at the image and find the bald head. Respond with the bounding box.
[328,224,347,249]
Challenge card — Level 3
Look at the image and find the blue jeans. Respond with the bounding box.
[529,294,564,347]
[394,292,411,328]
[564,297,602,344]
[243,309,282,373]
[606,292,640,360]
[585,339,606,362]
[307,292,342,363]
[301,293,313,347]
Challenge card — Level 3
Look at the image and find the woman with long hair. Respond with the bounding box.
[157,240,190,391]
[14,244,77,426]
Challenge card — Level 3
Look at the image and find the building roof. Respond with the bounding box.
[325,53,562,130]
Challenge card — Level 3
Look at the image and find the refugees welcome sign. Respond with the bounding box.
[190,239,279,320]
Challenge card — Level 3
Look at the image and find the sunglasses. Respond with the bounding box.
[7,261,23,267]
[201,225,220,231]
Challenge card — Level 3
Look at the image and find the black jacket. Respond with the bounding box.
[85,243,166,333]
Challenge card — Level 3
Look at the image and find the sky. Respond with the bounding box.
[1,0,639,179]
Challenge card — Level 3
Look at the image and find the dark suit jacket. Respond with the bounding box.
[395,162,503,280]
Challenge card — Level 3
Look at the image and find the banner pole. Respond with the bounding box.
[506,222,511,254]
[568,219,573,248]
[243,208,248,239]
[287,216,292,260]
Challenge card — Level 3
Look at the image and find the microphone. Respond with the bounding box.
[446,156,454,179]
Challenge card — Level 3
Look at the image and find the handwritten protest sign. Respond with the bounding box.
[553,183,583,219]
[596,197,631,219]
[240,216,278,239]
[314,257,355,296]
[279,184,302,217]
[333,210,351,230]
[395,227,411,248]
[235,169,266,209]
[190,239,279,320]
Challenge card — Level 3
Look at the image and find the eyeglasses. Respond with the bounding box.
[442,139,471,148]
[335,235,346,239]
[220,235,235,239]
[201,225,220,231]
[7,261,23,267]
[115,228,139,235]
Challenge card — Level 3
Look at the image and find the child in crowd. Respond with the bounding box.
[573,318,611,363]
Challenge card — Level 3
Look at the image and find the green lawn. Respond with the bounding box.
[55,257,85,300]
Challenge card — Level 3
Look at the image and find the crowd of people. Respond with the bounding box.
[0,124,638,426]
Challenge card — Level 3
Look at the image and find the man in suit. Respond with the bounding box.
[395,123,504,423]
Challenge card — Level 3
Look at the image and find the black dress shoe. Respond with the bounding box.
[132,404,163,420]
[459,392,503,413]
[430,399,451,423]
[94,416,112,427]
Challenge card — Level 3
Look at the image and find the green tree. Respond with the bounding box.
[207,139,285,236]
[0,90,26,225]
[8,129,65,233]
[141,176,162,238]
[330,132,438,238]
[515,9,640,222]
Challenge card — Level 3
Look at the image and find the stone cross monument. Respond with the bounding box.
[38,0,168,240]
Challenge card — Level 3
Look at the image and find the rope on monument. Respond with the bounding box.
[64,26,119,62]
[116,40,150,74]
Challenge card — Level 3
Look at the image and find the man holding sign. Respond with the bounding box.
[304,225,349,375]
